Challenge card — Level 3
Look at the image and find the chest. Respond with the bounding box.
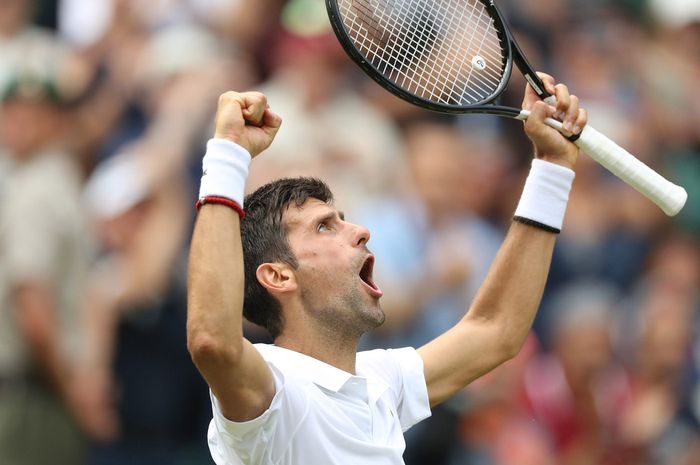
[270,386,405,465]
[305,383,403,447]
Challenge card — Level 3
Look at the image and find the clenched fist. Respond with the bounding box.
[214,91,282,157]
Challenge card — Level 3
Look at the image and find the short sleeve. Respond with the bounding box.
[387,347,431,431]
[357,347,431,432]
[207,362,309,465]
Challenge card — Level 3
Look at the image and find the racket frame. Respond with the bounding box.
[326,0,549,118]
[326,0,688,216]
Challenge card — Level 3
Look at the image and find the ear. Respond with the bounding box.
[256,262,297,295]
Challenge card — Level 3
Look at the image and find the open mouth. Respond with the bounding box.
[359,255,383,298]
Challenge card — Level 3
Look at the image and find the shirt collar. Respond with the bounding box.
[256,344,355,392]
[256,344,391,403]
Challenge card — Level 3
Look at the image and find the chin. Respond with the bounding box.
[365,302,386,329]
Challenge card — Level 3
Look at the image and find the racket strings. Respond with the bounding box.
[345,0,498,101]
[345,0,495,102]
[337,0,506,105]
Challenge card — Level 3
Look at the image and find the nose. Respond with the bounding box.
[351,222,371,247]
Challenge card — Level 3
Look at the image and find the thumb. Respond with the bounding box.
[261,109,283,138]
[524,101,555,136]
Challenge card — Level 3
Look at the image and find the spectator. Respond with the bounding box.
[0,33,98,464]
[82,147,211,465]
[523,282,629,465]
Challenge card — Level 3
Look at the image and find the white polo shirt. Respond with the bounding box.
[207,344,432,465]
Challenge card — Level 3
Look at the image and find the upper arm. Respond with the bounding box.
[190,337,275,423]
[187,206,274,423]
[418,224,557,407]
[417,317,514,407]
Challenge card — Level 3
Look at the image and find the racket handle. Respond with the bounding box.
[574,125,686,216]
[518,110,688,216]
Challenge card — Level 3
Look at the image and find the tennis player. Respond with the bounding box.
[187,74,586,464]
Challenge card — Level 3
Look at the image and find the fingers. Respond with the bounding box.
[215,91,268,128]
[522,72,555,110]
[241,91,268,126]
[524,100,556,136]
[217,91,280,130]
[553,85,582,135]
[523,73,586,136]
[261,108,283,136]
[524,99,579,169]
[573,106,588,135]
[213,90,282,157]
[553,84,570,121]
[538,72,556,95]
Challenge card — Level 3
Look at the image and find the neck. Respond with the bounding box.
[274,330,360,374]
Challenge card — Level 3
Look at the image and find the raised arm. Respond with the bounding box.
[187,92,282,422]
[418,75,588,406]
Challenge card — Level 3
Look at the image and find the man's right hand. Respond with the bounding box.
[213,91,282,157]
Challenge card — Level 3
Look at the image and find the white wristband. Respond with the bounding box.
[514,159,575,232]
[198,138,252,207]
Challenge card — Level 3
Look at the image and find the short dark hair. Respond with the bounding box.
[240,177,333,339]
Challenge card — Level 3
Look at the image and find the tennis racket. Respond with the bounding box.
[325,0,687,216]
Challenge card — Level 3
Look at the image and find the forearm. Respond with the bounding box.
[13,284,71,396]
[419,221,558,406]
[187,205,245,362]
[420,158,575,405]
[79,277,120,370]
[461,159,574,354]
[464,221,555,354]
[118,178,189,310]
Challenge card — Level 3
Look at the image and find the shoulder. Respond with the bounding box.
[252,343,298,367]
[251,344,317,387]
[357,347,424,369]
[358,348,432,431]
[357,347,426,389]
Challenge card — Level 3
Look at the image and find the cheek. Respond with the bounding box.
[297,252,354,288]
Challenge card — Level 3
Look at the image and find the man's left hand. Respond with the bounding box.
[522,73,588,170]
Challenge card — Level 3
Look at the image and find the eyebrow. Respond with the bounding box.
[315,210,345,226]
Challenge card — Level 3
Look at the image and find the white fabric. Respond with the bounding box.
[58,0,243,46]
[207,344,431,465]
[514,159,575,231]
[649,0,700,27]
[83,151,150,219]
[199,138,251,207]
[58,0,113,46]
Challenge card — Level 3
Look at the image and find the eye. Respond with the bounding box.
[318,222,331,233]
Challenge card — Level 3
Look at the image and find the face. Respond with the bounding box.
[0,99,62,159]
[283,198,385,336]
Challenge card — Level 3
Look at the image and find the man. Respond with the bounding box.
[187,74,587,464]
[0,50,95,464]
[81,146,212,465]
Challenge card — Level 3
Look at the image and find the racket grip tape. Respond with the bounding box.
[519,110,687,216]
[574,125,687,216]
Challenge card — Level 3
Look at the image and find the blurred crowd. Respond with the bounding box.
[0,0,698,464]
